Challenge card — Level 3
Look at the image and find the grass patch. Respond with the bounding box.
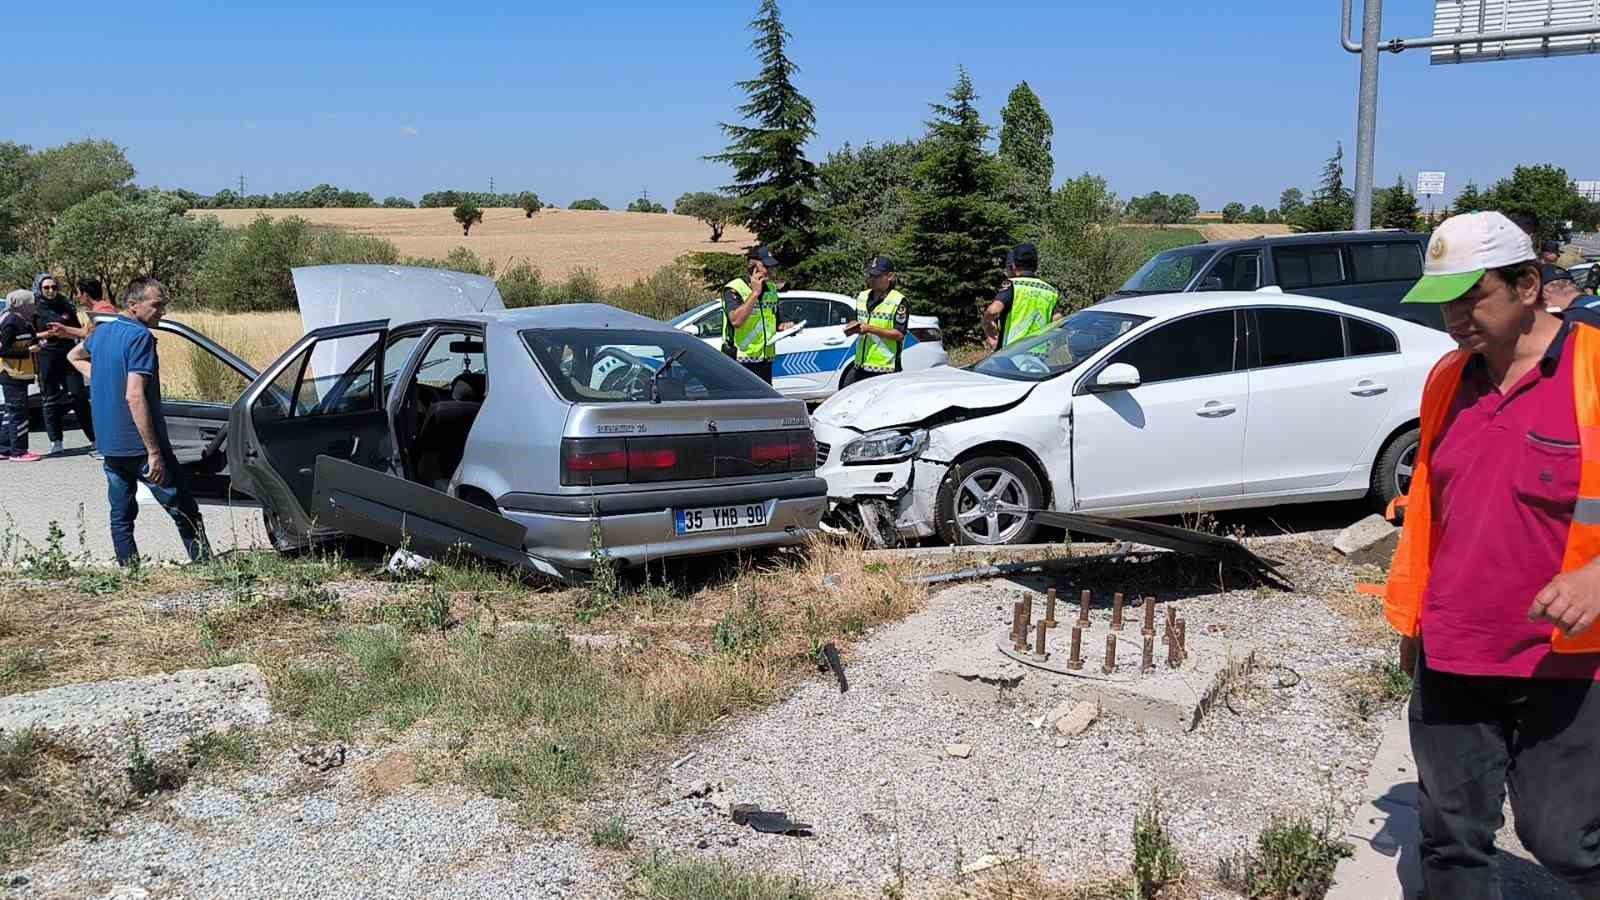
[0,729,129,866]
[1220,813,1353,900]
[1117,226,1208,257]
[1342,659,1412,721]
[1132,791,1183,899]
[590,814,631,850]
[183,730,261,772]
[631,853,819,899]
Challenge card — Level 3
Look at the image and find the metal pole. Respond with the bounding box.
[1353,0,1382,231]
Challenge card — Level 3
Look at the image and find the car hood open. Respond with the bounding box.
[812,367,1034,431]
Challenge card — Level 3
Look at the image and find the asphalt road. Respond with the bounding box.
[1,430,267,565]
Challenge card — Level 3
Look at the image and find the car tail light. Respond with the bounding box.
[909,326,942,343]
[561,438,627,486]
[788,429,817,471]
[628,447,679,471]
[752,439,792,464]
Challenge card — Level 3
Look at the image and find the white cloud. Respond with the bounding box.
[400,125,419,136]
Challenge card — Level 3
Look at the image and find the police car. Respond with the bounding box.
[668,290,947,402]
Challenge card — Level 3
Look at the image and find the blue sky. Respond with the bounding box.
[3,1,1588,211]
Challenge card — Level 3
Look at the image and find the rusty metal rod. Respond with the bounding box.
[1068,626,1083,670]
[1166,619,1181,668]
[1141,635,1155,674]
[1176,619,1187,666]
[1102,633,1118,675]
[1165,604,1177,637]
[1142,596,1155,637]
[1035,619,1048,658]
[1022,594,1034,633]
[1111,592,1125,631]
[1011,601,1028,651]
[1077,589,1091,629]
[1044,587,1058,628]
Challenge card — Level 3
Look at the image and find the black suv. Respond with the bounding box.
[1108,230,1439,329]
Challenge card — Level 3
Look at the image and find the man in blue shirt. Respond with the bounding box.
[67,278,210,565]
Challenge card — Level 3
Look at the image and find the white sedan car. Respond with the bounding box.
[812,292,1454,545]
[669,291,947,402]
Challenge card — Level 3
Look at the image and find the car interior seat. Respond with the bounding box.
[413,371,486,488]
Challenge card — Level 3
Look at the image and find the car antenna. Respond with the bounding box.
[650,349,687,404]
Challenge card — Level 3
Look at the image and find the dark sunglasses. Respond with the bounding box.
[40,284,57,291]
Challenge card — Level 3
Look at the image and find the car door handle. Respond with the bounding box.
[1194,401,1237,418]
[822,336,847,346]
[1349,380,1388,397]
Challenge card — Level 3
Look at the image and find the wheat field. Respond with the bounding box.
[199,207,754,287]
[157,310,301,400]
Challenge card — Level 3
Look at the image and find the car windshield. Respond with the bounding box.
[972,310,1149,382]
[1117,246,1216,294]
[522,328,778,403]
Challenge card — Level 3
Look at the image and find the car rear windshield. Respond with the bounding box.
[1117,246,1216,294]
[522,328,778,404]
[972,310,1149,382]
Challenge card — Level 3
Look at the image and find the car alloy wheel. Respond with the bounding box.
[1393,439,1417,498]
[952,466,1033,545]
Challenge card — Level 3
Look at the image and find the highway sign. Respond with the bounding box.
[1416,172,1447,195]
[1431,1,1600,65]
[1579,181,1600,201]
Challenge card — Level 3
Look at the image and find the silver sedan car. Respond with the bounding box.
[223,287,825,580]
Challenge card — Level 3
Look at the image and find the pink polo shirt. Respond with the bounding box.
[1422,323,1600,680]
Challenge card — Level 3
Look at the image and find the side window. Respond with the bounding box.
[1253,308,1345,368]
[1273,245,1347,290]
[1201,252,1262,291]
[831,300,858,325]
[778,299,831,326]
[697,309,724,339]
[253,346,309,425]
[411,332,487,399]
[1346,316,1399,357]
[298,333,384,417]
[1106,311,1236,384]
[381,333,423,403]
[1348,242,1423,284]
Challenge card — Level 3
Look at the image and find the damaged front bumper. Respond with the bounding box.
[813,420,946,543]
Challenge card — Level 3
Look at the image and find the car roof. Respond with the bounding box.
[1092,290,1409,322]
[447,303,676,331]
[1189,229,1427,253]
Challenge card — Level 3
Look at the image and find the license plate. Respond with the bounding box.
[674,502,773,534]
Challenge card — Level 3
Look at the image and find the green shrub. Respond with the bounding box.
[1233,814,1353,900]
[679,251,746,293]
[496,261,544,308]
[1132,790,1182,899]
[543,267,604,305]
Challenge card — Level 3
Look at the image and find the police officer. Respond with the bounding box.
[721,246,785,384]
[842,256,909,388]
[983,243,1062,350]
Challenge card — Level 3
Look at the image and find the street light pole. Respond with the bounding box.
[1353,0,1382,230]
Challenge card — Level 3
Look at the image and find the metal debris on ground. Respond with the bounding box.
[730,804,813,836]
[1028,510,1295,590]
[816,642,849,693]
[296,743,347,772]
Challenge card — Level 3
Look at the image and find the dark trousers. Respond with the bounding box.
[841,366,891,389]
[1410,655,1600,899]
[740,359,774,385]
[102,452,211,566]
[36,350,93,444]
[0,377,28,456]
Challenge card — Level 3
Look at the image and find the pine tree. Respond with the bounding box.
[708,0,819,277]
[1375,174,1420,230]
[998,81,1054,222]
[897,67,1017,341]
[1290,143,1354,232]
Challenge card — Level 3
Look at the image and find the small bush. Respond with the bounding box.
[1132,790,1181,899]
[496,260,544,308]
[591,813,631,849]
[543,267,604,305]
[1227,814,1353,900]
[125,733,186,797]
[20,521,76,579]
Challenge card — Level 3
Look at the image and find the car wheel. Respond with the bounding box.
[1370,426,1420,512]
[935,455,1043,546]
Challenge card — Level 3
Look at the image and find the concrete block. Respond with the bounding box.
[1334,515,1399,567]
[929,644,1027,702]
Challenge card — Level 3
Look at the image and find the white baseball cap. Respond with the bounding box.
[1403,211,1535,304]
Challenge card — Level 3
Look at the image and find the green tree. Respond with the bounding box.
[1246,204,1268,224]
[807,139,929,292]
[1126,192,1174,225]
[5,139,136,259]
[1482,164,1584,243]
[1038,172,1139,312]
[896,67,1017,340]
[626,196,668,213]
[708,0,819,277]
[569,198,608,211]
[1266,207,1283,224]
[381,196,415,208]
[1451,181,1482,216]
[453,202,484,236]
[518,192,542,218]
[1221,202,1246,224]
[1169,193,1200,223]
[998,81,1053,222]
[1290,143,1354,233]
[1278,187,1306,220]
[675,191,740,242]
[48,190,222,299]
[1375,173,1420,230]
[0,141,32,254]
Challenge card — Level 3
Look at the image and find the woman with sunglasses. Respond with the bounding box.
[31,272,95,453]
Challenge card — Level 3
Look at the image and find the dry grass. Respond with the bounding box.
[199,207,755,287]
[155,309,301,400]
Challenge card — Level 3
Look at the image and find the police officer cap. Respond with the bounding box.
[1541,240,1563,255]
[1006,243,1039,270]
[866,256,895,276]
[1541,263,1575,286]
[746,246,780,268]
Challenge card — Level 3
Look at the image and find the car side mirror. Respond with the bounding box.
[683,323,701,336]
[1089,363,1141,393]
[1198,276,1224,291]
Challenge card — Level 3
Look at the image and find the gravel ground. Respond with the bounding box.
[618,542,1392,893]
[7,747,619,899]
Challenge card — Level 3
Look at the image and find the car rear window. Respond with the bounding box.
[522,328,778,404]
[1349,241,1423,284]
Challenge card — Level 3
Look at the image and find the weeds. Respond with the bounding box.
[1344,659,1412,720]
[125,732,186,797]
[590,813,631,850]
[712,587,776,655]
[1221,813,1353,900]
[1131,791,1181,899]
[0,649,48,689]
[0,729,131,866]
[183,730,260,771]
[631,852,818,900]
[581,508,621,621]
[19,522,77,580]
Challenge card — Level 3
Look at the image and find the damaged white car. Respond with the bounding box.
[811,292,1454,546]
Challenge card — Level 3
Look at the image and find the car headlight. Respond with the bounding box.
[841,428,928,465]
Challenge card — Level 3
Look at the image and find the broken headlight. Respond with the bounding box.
[840,428,928,465]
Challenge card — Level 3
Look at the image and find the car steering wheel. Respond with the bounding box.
[1012,354,1050,375]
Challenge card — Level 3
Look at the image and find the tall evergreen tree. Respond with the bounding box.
[1290,143,1354,232]
[998,81,1054,221]
[1451,181,1482,216]
[708,0,819,277]
[898,67,1017,340]
[1375,173,1420,230]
